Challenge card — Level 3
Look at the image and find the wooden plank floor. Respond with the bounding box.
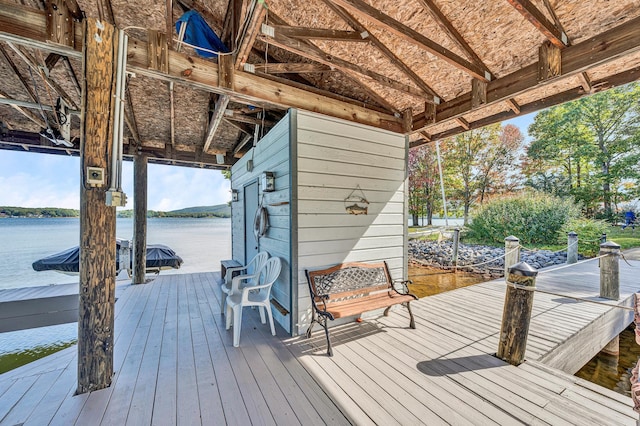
[0,258,638,425]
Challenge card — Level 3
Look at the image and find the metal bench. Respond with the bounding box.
[305,261,417,356]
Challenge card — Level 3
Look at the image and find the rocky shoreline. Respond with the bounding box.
[409,239,571,278]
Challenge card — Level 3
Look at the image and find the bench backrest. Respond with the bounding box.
[306,261,392,301]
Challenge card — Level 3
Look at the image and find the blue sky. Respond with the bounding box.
[0,151,230,210]
[0,112,536,210]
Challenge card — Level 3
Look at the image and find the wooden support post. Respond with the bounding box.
[452,228,460,268]
[504,235,520,278]
[77,17,118,394]
[538,41,561,82]
[133,155,148,284]
[567,231,578,264]
[471,79,487,109]
[599,241,620,300]
[46,0,75,47]
[497,261,538,366]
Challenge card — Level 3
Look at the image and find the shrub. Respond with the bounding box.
[467,192,581,245]
[559,218,608,257]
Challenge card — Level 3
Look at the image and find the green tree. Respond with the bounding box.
[525,82,640,219]
[408,144,440,226]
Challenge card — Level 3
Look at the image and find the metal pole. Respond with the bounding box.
[435,141,448,227]
[452,228,460,270]
[567,231,578,264]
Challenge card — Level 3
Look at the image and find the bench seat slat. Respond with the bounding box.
[324,293,415,319]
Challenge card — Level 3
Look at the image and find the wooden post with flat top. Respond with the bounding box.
[599,241,620,300]
[567,231,578,264]
[77,17,118,394]
[504,235,520,278]
[133,155,148,284]
[497,261,538,366]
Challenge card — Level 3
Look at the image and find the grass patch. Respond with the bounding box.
[0,341,76,374]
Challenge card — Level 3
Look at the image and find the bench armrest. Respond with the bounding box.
[392,279,418,300]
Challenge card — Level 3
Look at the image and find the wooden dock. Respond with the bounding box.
[0,257,638,425]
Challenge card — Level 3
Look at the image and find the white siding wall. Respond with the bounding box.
[294,110,408,335]
[231,113,292,333]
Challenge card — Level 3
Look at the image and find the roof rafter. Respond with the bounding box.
[253,63,332,74]
[259,30,428,99]
[412,13,640,131]
[414,0,487,70]
[506,0,568,48]
[273,26,369,42]
[329,0,492,81]
[321,0,440,102]
[235,0,267,69]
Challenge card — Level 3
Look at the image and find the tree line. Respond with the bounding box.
[0,207,79,217]
[409,82,640,225]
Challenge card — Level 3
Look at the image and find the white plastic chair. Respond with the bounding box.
[220,251,269,312]
[225,257,281,347]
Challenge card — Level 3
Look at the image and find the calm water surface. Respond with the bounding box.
[0,217,230,372]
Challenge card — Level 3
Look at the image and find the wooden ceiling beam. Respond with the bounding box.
[414,0,487,70]
[0,90,46,127]
[273,26,368,42]
[224,110,275,126]
[203,94,230,153]
[7,42,78,109]
[411,65,640,147]
[322,0,440,102]
[506,0,568,48]
[412,14,640,131]
[0,43,38,102]
[253,63,332,74]
[221,0,243,49]
[235,0,267,69]
[260,31,427,99]
[505,98,520,114]
[329,0,492,81]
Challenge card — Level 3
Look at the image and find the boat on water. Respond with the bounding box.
[32,239,183,277]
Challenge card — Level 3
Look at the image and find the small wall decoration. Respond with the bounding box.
[344,185,369,215]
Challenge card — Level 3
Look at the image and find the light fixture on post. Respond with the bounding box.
[261,171,275,192]
[216,153,225,164]
[231,189,239,202]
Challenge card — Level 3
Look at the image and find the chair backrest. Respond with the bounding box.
[248,251,269,276]
[258,257,282,289]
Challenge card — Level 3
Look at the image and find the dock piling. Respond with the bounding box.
[497,261,537,366]
[599,241,620,300]
[452,228,460,268]
[567,231,578,264]
[504,236,520,279]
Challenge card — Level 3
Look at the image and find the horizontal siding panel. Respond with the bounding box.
[298,143,404,170]
[297,247,404,267]
[297,186,404,203]
[299,213,404,228]
[298,236,404,256]
[297,129,404,159]
[299,225,405,242]
[298,158,405,181]
[298,200,404,215]
[297,110,404,148]
[298,172,404,192]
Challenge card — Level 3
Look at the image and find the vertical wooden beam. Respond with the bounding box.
[538,41,562,82]
[46,0,75,47]
[578,72,592,93]
[424,101,436,125]
[78,17,117,394]
[147,30,169,73]
[471,79,487,109]
[133,155,148,285]
[402,108,412,134]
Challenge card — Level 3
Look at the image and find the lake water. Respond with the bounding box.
[0,217,231,371]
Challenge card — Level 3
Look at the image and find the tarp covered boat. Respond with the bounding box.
[32,239,183,275]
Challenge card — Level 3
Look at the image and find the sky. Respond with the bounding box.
[0,151,230,211]
[0,112,536,210]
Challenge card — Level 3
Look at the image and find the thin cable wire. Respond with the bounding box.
[536,254,609,275]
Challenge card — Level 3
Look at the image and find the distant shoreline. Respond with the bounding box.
[0,205,231,219]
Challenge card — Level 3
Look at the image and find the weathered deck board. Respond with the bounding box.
[0,259,637,425]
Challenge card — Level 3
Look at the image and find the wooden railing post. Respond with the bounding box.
[567,231,578,264]
[504,235,520,278]
[452,228,460,268]
[497,261,538,366]
[599,241,620,300]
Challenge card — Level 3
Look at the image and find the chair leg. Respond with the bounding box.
[265,304,276,336]
[225,302,233,330]
[233,305,243,347]
[406,302,416,329]
[219,288,225,314]
[383,306,392,316]
[306,321,316,338]
[258,305,266,324]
